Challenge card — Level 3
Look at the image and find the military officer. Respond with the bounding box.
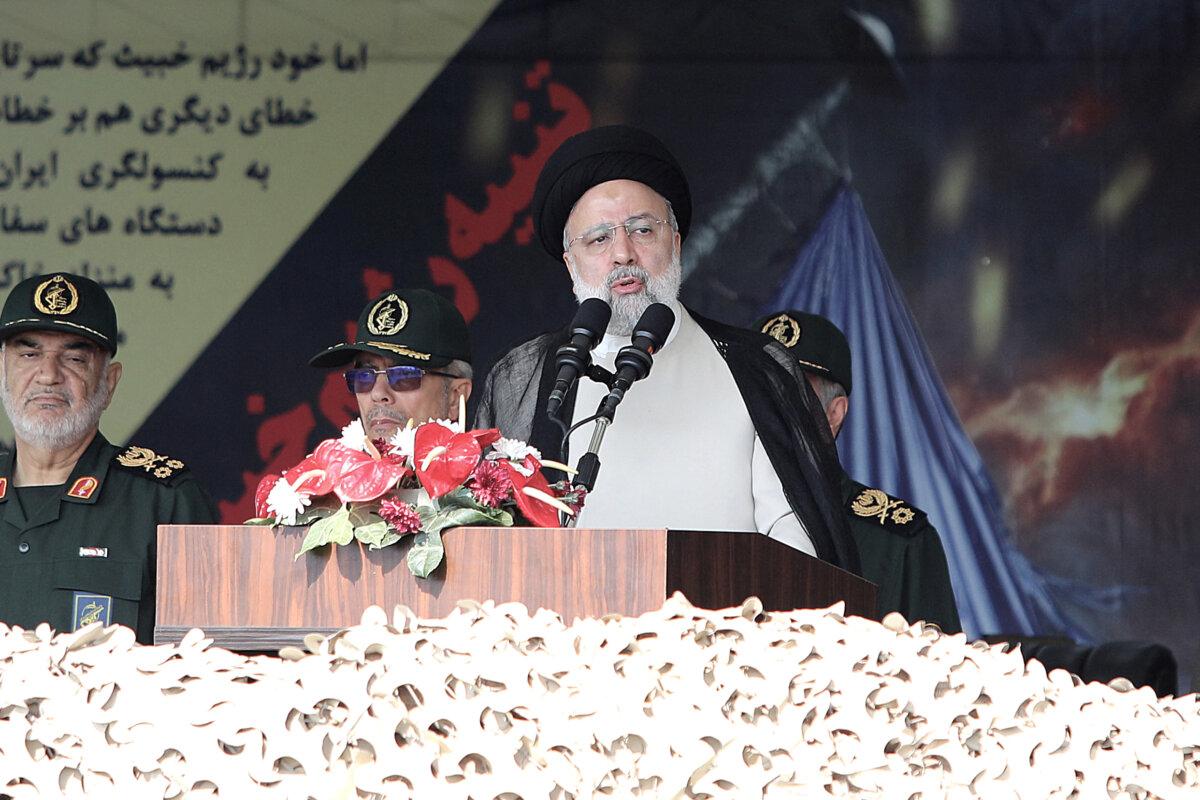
[309,287,473,438]
[0,272,215,644]
[756,309,962,633]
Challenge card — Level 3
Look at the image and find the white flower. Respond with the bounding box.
[487,437,541,476]
[489,437,541,462]
[266,478,311,526]
[339,418,368,452]
[388,424,417,462]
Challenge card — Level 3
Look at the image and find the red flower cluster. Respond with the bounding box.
[253,421,583,534]
[469,459,512,507]
[378,498,422,533]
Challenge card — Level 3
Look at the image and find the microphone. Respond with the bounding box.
[596,303,675,421]
[546,298,611,419]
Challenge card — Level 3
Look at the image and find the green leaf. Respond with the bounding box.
[424,507,480,535]
[416,504,438,529]
[348,505,383,528]
[296,506,350,558]
[407,530,445,578]
[374,531,403,550]
[437,486,479,510]
[243,517,276,526]
[294,505,336,526]
[353,520,390,547]
[327,508,355,546]
[297,521,330,558]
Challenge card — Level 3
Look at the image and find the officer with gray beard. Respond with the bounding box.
[0,272,214,644]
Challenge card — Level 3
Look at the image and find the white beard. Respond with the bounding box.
[570,249,683,336]
[1,363,110,452]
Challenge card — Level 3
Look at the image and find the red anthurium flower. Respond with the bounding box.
[312,439,409,504]
[413,424,483,499]
[283,453,336,496]
[467,427,502,449]
[500,455,566,528]
[311,440,365,481]
[253,474,278,518]
[337,457,410,503]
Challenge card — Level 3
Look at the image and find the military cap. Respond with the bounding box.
[309,288,471,369]
[532,124,692,258]
[0,272,119,354]
[754,309,852,396]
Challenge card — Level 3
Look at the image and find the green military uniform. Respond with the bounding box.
[0,434,215,643]
[841,470,961,633]
[754,308,962,633]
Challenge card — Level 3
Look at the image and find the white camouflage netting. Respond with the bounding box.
[0,595,1197,798]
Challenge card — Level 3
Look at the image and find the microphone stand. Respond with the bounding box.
[564,367,615,529]
[565,415,610,529]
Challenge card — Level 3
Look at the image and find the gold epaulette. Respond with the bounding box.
[848,486,927,535]
[112,445,188,483]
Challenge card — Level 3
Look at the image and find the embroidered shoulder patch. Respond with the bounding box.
[113,445,187,483]
[848,486,927,535]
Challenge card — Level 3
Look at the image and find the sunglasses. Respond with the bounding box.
[343,365,456,394]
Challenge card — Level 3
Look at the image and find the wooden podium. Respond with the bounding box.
[156,525,877,650]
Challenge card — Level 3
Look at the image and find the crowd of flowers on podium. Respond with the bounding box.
[250,417,585,577]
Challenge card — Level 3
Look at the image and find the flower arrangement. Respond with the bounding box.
[248,417,585,577]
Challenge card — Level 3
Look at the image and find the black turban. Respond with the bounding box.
[532,125,692,258]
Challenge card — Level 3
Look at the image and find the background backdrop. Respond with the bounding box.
[3,0,1196,691]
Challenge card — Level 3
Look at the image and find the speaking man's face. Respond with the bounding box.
[563,179,682,336]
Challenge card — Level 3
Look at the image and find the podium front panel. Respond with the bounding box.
[158,525,671,648]
[157,525,875,650]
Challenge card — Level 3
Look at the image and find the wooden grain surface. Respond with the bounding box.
[156,525,876,649]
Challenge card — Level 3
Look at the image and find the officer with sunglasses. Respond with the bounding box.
[310,288,472,440]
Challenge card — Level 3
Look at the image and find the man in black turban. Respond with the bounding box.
[475,125,860,573]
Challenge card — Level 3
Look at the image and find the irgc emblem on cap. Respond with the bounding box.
[366,293,409,336]
[752,309,853,396]
[0,271,120,354]
[34,275,80,316]
[760,313,801,348]
[309,288,472,370]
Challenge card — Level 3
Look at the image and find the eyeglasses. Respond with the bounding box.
[343,365,456,394]
[567,215,670,255]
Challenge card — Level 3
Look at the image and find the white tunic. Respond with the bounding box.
[568,302,816,555]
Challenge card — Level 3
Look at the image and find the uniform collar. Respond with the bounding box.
[60,432,113,505]
[0,431,113,506]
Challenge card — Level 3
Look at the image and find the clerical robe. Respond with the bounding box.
[475,304,860,573]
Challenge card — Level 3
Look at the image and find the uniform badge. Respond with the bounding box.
[79,546,109,558]
[760,313,801,348]
[115,445,185,481]
[33,275,80,316]
[72,592,112,629]
[365,341,431,360]
[366,293,409,335]
[0,477,7,500]
[849,487,926,534]
[68,476,99,499]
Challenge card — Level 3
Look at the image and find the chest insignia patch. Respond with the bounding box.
[72,592,112,629]
[68,476,99,499]
[79,546,109,558]
[0,477,7,500]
